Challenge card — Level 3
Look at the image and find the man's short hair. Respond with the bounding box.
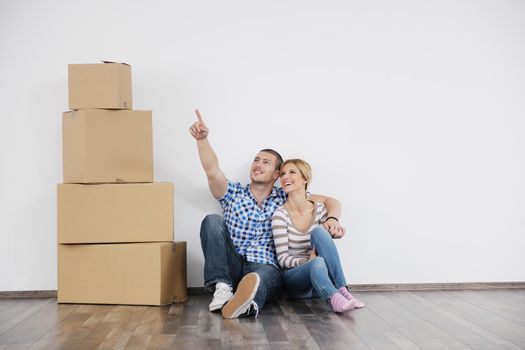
[259,149,283,170]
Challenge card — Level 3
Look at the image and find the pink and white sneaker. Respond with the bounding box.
[339,287,365,308]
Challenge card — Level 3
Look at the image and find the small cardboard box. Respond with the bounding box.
[62,109,153,184]
[58,183,173,244]
[57,241,187,306]
[68,62,132,110]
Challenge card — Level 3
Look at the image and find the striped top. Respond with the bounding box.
[271,201,328,269]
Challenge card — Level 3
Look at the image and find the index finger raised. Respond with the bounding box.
[195,109,203,123]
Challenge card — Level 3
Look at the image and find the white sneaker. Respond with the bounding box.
[209,282,233,312]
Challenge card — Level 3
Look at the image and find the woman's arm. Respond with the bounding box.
[309,194,346,238]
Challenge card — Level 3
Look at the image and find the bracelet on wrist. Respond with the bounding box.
[325,216,339,223]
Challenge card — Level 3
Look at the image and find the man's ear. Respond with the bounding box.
[273,169,280,181]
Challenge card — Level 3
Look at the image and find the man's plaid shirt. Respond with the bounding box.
[219,180,286,266]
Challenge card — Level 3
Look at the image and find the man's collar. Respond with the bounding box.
[245,183,280,202]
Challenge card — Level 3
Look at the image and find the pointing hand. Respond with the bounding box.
[189,109,209,140]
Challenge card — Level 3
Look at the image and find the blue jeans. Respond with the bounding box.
[283,227,347,300]
[200,214,283,311]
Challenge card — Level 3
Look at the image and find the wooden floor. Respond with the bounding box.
[0,289,524,349]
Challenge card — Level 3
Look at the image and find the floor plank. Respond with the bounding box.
[338,291,419,350]
[449,290,525,327]
[299,298,371,349]
[387,291,521,349]
[0,301,77,349]
[274,298,320,350]
[416,291,525,348]
[0,299,19,313]
[0,299,52,338]
[485,289,525,307]
[29,304,115,350]
[131,305,170,337]
[359,291,470,349]
[89,305,148,350]
[508,289,525,301]
[1,290,524,349]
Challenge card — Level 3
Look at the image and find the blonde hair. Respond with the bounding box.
[281,159,312,190]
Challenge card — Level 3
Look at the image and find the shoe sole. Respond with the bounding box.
[209,294,233,312]
[222,273,260,319]
[209,303,224,312]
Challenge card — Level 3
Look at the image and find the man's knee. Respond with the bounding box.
[250,267,283,301]
[200,214,225,240]
[202,213,223,226]
[251,266,282,287]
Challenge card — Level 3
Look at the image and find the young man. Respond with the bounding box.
[189,110,346,319]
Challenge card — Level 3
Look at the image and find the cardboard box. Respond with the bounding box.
[62,109,153,184]
[68,62,132,110]
[58,183,173,244]
[173,241,188,302]
[58,242,187,306]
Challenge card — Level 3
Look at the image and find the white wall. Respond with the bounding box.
[1,0,524,291]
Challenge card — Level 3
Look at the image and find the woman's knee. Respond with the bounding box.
[310,257,328,272]
[310,226,332,245]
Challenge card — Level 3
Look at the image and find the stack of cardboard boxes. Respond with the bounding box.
[57,62,187,305]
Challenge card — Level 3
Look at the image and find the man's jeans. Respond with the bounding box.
[283,227,347,300]
[200,214,283,311]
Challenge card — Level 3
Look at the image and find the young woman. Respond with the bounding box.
[271,159,364,313]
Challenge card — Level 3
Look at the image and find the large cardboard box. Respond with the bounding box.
[172,241,188,302]
[58,183,173,244]
[62,109,153,184]
[57,242,187,305]
[68,62,132,110]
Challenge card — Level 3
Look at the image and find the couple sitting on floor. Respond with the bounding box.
[190,110,364,319]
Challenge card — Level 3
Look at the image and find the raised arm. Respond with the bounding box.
[189,110,228,199]
[308,194,346,239]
